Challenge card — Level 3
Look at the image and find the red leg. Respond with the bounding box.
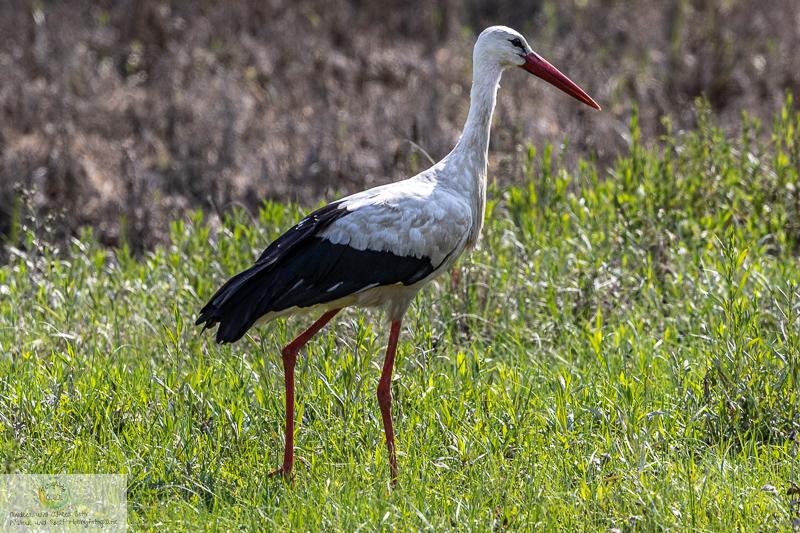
[377,319,402,484]
[269,308,340,480]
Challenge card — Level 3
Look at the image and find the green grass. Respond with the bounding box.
[1,97,800,531]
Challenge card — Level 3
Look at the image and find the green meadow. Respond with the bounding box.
[1,99,799,531]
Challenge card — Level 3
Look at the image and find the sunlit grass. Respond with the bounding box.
[1,97,799,531]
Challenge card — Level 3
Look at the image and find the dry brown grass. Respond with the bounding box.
[1,0,798,253]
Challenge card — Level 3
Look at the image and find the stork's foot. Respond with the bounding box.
[268,465,293,481]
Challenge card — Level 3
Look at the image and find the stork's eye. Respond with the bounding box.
[510,38,522,49]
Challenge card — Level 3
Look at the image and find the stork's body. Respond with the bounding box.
[196,26,599,483]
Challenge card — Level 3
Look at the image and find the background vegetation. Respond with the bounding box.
[1,0,798,253]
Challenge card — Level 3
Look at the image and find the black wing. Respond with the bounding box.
[195,202,435,344]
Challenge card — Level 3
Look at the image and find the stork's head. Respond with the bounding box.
[475,26,600,110]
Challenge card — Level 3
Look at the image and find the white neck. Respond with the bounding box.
[449,60,504,165]
[436,57,505,249]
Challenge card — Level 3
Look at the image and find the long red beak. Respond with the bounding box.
[521,52,601,110]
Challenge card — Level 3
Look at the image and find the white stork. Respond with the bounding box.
[196,26,600,483]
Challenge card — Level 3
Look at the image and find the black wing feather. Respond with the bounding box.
[196,202,436,344]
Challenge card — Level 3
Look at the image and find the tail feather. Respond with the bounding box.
[195,263,272,344]
[196,202,351,343]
